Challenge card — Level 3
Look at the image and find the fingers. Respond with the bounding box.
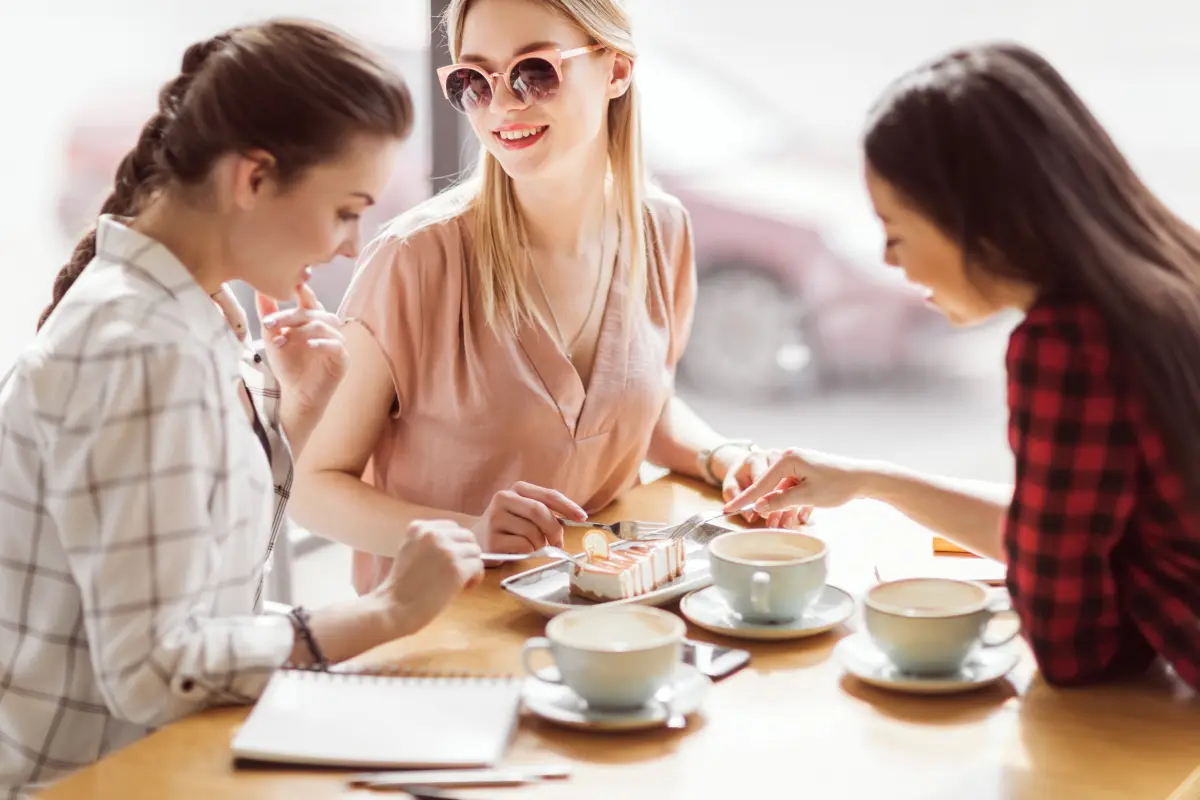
[497,508,548,552]
[755,476,811,513]
[511,482,587,522]
[262,308,343,335]
[296,282,324,311]
[725,450,805,512]
[265,319,345,349]
[255,292,280,327]
[213,284,249,339]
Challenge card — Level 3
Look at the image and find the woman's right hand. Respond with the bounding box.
[725,448,876,517]
[471,482,588,554]
[373,520,484,636]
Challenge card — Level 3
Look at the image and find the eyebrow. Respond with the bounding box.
[352,192,376,205]
[458,41,563,69]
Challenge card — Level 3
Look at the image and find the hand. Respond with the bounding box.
[471,482,587,554]
[719,447,812,529]
[211,283,249,341]
[257,285,348,418]
[725,448,874,517]
[374,520,484,636]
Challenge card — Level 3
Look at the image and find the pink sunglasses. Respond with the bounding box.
[436,44,605,113]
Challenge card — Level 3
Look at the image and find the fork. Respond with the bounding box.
[664,505,755,541]
[481,546,587,565]
[558,518,671,541]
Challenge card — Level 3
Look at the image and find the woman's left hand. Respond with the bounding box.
[717,447,813,529]
[256,284,348,425]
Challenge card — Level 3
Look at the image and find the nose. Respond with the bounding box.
[336,231,360,261]
[489,74,529,114]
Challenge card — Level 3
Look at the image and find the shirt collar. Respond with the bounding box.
[94,214,243,364]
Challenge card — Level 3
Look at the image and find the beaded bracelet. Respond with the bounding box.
[288,605,328,671]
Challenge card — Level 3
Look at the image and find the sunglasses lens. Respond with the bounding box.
[510,57,560,104]
[444,67,492,112]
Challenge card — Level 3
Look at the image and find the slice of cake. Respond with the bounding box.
[569,533,686,602]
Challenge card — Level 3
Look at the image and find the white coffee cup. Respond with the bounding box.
[864,577,1021,675]
[521,605,685,709]
[707,530,828,623]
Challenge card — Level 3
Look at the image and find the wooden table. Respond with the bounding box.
[40,476,1200,800]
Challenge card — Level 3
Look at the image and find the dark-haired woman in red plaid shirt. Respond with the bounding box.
[729,42,1200,690]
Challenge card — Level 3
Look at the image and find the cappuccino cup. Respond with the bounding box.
[864,578,1020,675]
[521,605,684,709]
[707,529,828,623]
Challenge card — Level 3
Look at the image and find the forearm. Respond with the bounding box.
[647,395,727,480]
[280,402,320,460]
[859,464,1013,561]
[287,593,411,666]
[291,469,475,556]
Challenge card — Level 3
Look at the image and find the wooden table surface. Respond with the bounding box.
[39,475,1200,800]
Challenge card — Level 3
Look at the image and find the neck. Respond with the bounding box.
[130,194,230,295]
[514,140,610,257]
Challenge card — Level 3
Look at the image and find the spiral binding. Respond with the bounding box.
[278,661,518,684]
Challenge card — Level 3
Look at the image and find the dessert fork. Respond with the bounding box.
[558,518,671,541]
[481,546,587,565]
[665,505,755,541]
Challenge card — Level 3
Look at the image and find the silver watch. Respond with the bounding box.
[697,440,755,487]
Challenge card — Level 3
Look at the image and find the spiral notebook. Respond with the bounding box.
[231,666,523,769]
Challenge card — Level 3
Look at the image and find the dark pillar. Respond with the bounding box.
[429,0,467,194]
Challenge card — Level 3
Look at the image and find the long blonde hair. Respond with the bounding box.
[426,0,647,331]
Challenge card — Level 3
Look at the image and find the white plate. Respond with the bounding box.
[500,532,721,617]
[680,584,855,641]
[834,632,1019,695]
[522,663,711,731]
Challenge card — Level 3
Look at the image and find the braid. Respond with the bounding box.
[36,33,233,332]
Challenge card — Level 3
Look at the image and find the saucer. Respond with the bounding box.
[521,662,711,732]
[834,632,1019,695]
[679,584,855,641]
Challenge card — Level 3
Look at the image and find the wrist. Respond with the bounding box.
[853,460,904,502]
[367,589,420,641]
[697,439,754,486]
[709,444,753,483]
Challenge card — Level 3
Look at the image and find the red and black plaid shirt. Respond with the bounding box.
[1005,294,1200,689]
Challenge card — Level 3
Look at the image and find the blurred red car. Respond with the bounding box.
[55,44,944,399]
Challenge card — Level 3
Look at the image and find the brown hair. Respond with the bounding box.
[864,42,1200,487]
[39,20,413,330]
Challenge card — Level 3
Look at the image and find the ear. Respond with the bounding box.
[230,149,277,211]
[607,52,634,100]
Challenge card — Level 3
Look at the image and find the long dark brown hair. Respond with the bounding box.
[39,20,414,330]
[865,42,1200,487]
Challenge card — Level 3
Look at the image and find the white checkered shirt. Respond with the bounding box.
[0,217,296,797]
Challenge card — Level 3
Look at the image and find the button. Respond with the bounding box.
[253,353,263,363]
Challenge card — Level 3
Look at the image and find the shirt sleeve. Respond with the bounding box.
[657,200,697,370]
[45,343,294,728]
[338,231,429,418]
[1004,315,1155,685]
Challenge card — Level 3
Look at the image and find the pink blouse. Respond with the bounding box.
[339,192,696,591]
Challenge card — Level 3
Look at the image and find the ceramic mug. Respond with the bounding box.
[864,577,1021,675]
[521,605,685,709]
[707,529,828,623]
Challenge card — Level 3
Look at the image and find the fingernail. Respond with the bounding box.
[272,335,286,346]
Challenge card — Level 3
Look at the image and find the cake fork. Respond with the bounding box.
[481,546,587,565]
[558,518,671,541]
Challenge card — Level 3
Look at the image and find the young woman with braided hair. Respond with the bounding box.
[0,21,483,796]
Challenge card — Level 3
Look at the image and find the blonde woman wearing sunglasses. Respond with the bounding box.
[291,0,808,593]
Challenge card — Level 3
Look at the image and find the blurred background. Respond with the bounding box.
[2,0,1193,603]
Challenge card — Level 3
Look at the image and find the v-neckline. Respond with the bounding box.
[517,235,628,440]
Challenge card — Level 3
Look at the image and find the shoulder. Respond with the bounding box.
[344,200,471,301]
[20,313,217,439]
[643,186,692,241]
[1007,293,1114,371]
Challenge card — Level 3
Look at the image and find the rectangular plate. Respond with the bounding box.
[499,525,729,618]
